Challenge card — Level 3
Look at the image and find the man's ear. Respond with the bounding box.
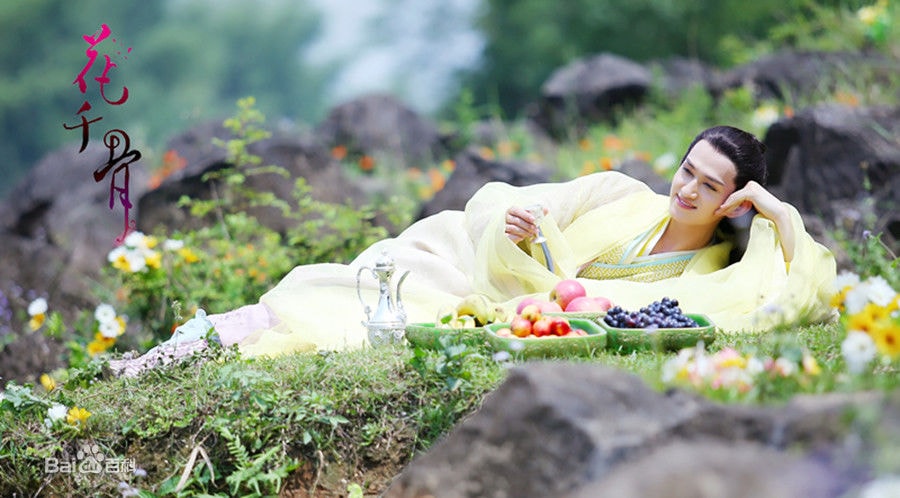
[724,200,753,219]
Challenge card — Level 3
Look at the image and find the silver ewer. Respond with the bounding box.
[356,250,410,347]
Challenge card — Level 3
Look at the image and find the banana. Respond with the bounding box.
[455,294,506,326]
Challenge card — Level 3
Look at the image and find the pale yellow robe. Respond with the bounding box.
[238,172,837,356]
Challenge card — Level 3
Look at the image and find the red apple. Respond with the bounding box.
[510,316,533,338]
[565,296,613,312]
[592,296,613,311]
[516,296,543,314]
[548,316,572,336]
[520,304,542,323]
[537,300,563,313]
[531,316,553,337]
[549,279,587,310]
[495,327,513,338]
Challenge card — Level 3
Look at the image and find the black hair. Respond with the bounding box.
[680,125,768,189]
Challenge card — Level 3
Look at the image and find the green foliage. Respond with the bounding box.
[409,334,485,392]
[0,0,330,198]
[458,0,900,119]
[837,230,900,288]
[100,97,393,347]
[216,423,298,497]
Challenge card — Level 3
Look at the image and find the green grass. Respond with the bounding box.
[4,319,898,496]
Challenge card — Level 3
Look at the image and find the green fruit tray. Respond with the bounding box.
[483,318,607,359]
[600,313,716,353]
[405,322,486,350]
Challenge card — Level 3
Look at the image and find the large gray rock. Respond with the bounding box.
[0,140,151,306]
[532,53,653,138]
[569,440,842,498]
[385,363,880,498]
[137,122,369,235]
[315,93,451,167]
[763,104,900,250]
[717,50,899,101]
[417,148,551,218]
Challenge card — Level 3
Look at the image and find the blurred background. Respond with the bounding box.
[3,0,889,198]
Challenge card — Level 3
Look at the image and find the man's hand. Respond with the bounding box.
[716,181,796,262]
[505,205,546,243]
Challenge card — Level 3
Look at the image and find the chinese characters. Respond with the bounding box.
[63,23,140,244]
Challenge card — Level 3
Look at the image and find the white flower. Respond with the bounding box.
[845,282,873,314]
[124,251,147,273]
[772,357,797,377]
[653,152,677,173]
[751,104,780,129]
[859,474,900,498]
[99,320,121,339]
[745,356,765,376]
[107,245,127,263]
[94,304,117,325]
[842,331,877,374]
[833,271,861,293]
[123,231,147,249]
[44,403,68,427]
[864,276,897,307]
[662,348,694,383]
[163,239,184,251]
[27,298,48,316]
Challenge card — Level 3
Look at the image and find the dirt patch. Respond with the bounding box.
[280,456,406,497]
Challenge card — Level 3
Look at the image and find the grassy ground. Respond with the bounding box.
[4,318,897,497]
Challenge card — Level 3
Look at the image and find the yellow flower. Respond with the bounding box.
[580,160,595,176]
[858,5,879,26]
[178,247,200,264]
[802,354,821,376]
[40,373,57,392]
[145,251,162,269]
[830,287,851,312]
[870,317,900,359]
[846,303,888,334]
[111,253,131,272]
[887,294,900,313]
[497,140,517,157]
[27,298,48,331]
[602,135,627,152]
[66,406,91,426]
[478,146,495,160]
[87,334,116,356]
[29,314,46,332]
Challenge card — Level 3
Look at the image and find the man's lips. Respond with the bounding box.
[675,194,696,209]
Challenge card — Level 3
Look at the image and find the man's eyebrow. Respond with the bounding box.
[684,160,726,187]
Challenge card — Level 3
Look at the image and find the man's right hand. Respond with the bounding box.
[505,206,544,243]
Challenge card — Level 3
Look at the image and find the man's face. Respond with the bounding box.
[668,139,738,227]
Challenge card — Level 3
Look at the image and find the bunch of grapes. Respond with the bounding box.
[603,297,698,329]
